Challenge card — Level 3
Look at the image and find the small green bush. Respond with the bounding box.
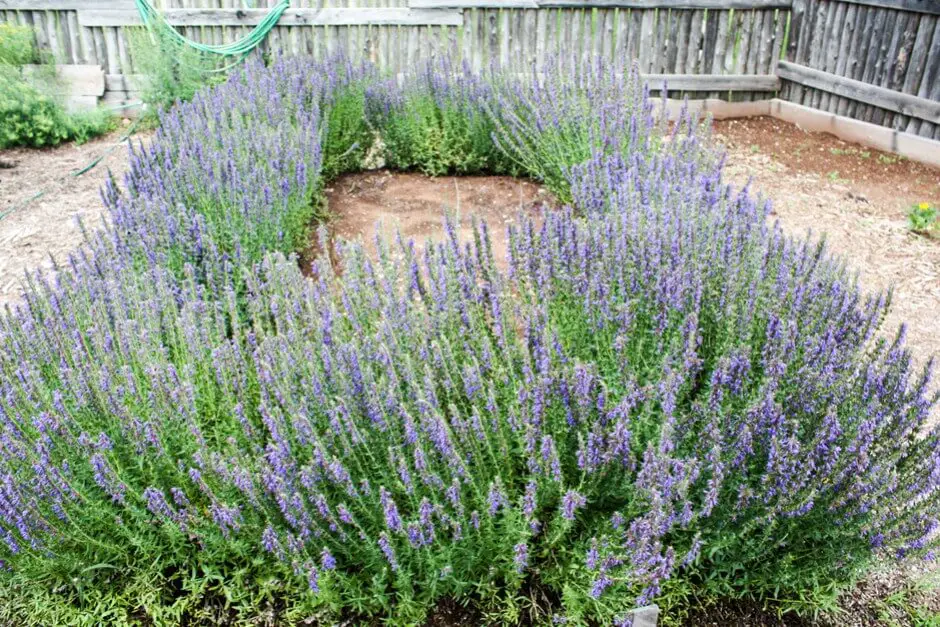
[0,23,115,149]
[127,23,226,123]
[909,202,938,236]
[0,70,116,149]
[0,23,37,65]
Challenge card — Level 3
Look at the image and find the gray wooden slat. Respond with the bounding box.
[644,72,779,90]
[907,15,938,134]
[787,0,807,62]
[756,8,773,73]
[701,6,719,72]
[409,0,537,7]
[0,1,135,8]
[638,8,654,71]
[535,5,548,69]
[673,9,690,73]
[499,7,509,67]
[840,4,869,117]
[828,3,855,115]
[823,0,940,16]
[655,7,668,72]
[884,11,919,127]
[867,8,901,124]
[742,9,760,75]
[777,60,940,123]
[685,9,704,72]
[809,0,835,109]
[801,0,824,106]
[854,3,888,121]
[526,8,539,67]
[77,8,465,27]
[819,0,846,112]
[720,7,738,75]
[915,30,940,138]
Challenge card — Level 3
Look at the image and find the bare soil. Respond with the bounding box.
[0,125,149,309]
[315,169,551,273]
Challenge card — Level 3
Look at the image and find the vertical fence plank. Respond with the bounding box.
[887,11,918,128]
[828,2,853,116]
[686,9,704,74]
[865,8,899,124]
[838,4,867,117]
[904,15,937,134]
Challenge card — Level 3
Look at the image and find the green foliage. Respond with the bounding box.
[0,69,116,149]
[376,93,513,177]
[127,24,225,122]
[0,23,37,66]
[909,202,938,236]
[322,82,373,178]
[0,23,115,149]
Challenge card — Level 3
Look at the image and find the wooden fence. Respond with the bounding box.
[0,0,938,140]
[782,0,940,139]
[0,0,790,107]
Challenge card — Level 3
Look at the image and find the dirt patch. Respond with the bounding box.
[714,117,940,419]
[315,170,552,272]
[0,126,151,309]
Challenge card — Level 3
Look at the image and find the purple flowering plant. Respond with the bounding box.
[0,54,936,625]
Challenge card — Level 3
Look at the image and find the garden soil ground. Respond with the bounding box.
[0,124,150,309]
[317,169,551,273]
[0,117,938,624]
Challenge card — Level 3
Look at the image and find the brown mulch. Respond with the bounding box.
[0,124,151,309]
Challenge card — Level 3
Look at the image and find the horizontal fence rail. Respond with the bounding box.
[1,0,938,140]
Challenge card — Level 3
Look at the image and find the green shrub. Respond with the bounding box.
[909,202,938,236]
[0,70,116,149]
[0,23,115,149]
[323,81,373,178]
[127,23,225,122]
[0,23,37,65]
[366,66,517,177]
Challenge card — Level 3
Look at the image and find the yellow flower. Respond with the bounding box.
[920,202,931,210]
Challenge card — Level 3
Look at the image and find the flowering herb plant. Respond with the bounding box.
[0,55,936,626]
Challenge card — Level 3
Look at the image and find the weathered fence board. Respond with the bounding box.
[646,73,781,91]
[835,0,940,16]
[783,0,940,137]
[78,8,465,27]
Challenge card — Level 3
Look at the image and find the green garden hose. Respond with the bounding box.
[134,0,289,61]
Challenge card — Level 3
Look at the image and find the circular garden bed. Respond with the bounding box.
[0,57,937,626]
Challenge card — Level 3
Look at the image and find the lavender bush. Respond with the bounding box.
[0,55,936,625]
